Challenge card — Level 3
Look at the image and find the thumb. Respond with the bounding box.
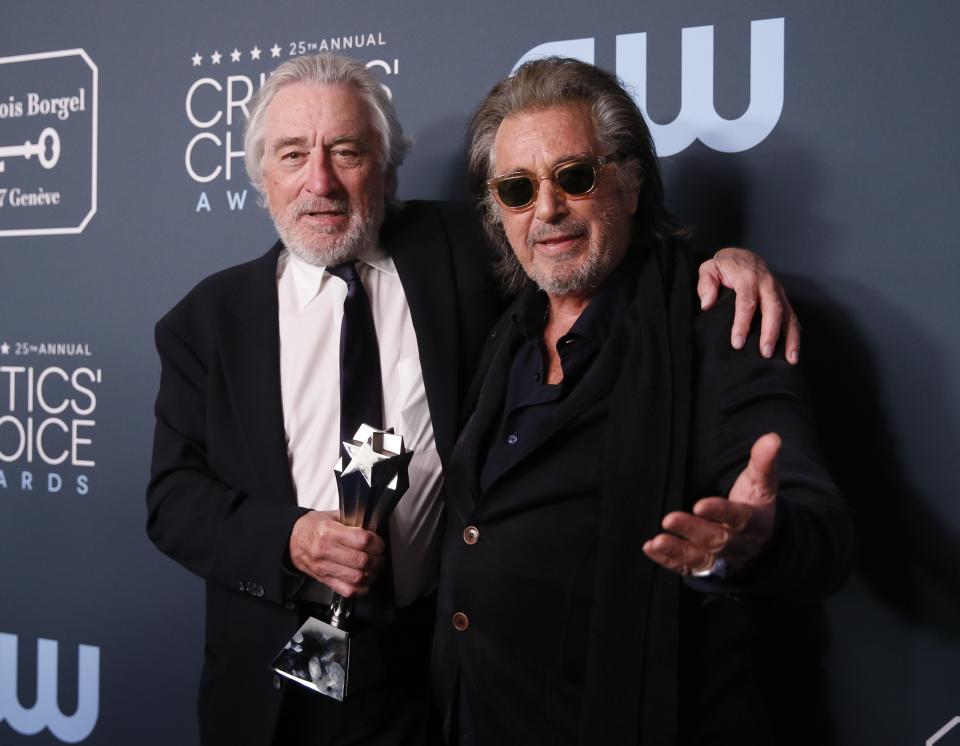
[729,432,780,506]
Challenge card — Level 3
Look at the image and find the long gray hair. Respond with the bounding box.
[467,57,684,293]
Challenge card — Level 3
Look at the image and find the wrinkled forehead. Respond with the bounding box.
[264,82,377,145]
[491,102,599,174]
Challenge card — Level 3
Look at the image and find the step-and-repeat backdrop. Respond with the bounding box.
[2,1,958,744]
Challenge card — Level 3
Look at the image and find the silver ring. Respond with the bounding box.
[690,557,727,579]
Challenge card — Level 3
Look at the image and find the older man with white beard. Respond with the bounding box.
[147,53,802,746]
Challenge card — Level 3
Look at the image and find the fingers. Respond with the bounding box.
[708,248,801,362]
[643,532,716,576]
[289,511,386,597]
[756,277,785,359]
[313,552,385,598]
[646,433,782,578]
[731,292,759,351]
[755,279,801,362]
[696,259,722,310]
[661,509,733,552]
[729,433,780,507]
[709,248,764,350]
[644,506,758,576]
[646,435,782,579]
[691,497,752,532]
[644,508,737,576]
[784,308,801,364]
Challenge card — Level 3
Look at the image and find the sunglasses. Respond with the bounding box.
[486,153,619,211]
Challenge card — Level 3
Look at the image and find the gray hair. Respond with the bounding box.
[244,53,412,195]
[466,57,683,293]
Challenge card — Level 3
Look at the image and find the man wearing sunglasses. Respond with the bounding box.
[148,52,807,746]
[432,58,852,746]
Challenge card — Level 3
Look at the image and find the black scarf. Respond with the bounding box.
[578,239,694,745]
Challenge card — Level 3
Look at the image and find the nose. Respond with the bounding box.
[532,175,569,224]
[303,150,341,197]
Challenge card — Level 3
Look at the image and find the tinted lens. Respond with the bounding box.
[496,176,536,208]
[556,162,597,196]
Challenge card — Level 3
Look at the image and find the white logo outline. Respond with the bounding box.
[928,716,960,746]
[0,48,98,237]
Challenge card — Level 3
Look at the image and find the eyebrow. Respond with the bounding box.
[270,136,309,155]
[551,152,593,166]
[494,152,594,177]
[330,134,368,148]
[269,134,369,156]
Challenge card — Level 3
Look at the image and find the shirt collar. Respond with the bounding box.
[511,254,639,349]
[283,244,397,309]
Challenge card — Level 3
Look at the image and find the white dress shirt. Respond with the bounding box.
[277,247,442,606]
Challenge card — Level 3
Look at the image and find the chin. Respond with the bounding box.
[287,239,361,268]
[275,218,365,267]
[531,256,607,296]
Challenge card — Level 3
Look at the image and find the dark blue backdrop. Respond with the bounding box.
[1,1,958,744]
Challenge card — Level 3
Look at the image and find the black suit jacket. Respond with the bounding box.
[433,243,853,745]
[147,201,501,746]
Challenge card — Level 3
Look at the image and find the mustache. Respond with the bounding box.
[293,198,351,218]
[526,219,589,247]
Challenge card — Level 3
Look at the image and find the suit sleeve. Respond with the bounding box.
[146,309,308,605]
[687,291,854,597]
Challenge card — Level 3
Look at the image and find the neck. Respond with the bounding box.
[539,291,592,385]
[545,291,593,339]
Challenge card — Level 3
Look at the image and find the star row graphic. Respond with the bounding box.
[191,45,282,67]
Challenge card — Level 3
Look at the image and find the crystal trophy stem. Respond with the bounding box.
[328,594,350,628]
[270,425,412,702]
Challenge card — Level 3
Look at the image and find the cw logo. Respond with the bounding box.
[512,18,785,157]
[0,633,99,743]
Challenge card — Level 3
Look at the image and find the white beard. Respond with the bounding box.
[271,196,383,267]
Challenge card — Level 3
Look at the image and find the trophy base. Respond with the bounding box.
[270,616,385,701]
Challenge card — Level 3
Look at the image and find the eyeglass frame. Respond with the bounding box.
[485,152,622,212]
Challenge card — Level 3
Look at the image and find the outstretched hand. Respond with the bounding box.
[698,248,801,364]
[643,433,780,578]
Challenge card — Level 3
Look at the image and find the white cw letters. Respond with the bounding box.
[0,633,100,743]
[513,18,785,157]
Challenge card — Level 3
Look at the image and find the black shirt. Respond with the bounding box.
[479,267,636,493]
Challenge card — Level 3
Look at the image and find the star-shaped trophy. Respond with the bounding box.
[271,425,413,702]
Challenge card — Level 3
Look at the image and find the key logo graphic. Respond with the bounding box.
[0,49,98,237]
[0,127,61,174]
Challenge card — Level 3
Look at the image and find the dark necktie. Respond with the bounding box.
[327,262,383,458]
[328,262,394,619]
[295,262,389,613]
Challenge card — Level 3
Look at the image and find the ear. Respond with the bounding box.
[624,183,640,216]
[384,168,398,200]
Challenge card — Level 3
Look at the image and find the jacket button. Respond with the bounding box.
[273,674,282,690]
[463,526,479,545]
[452,612,469,631]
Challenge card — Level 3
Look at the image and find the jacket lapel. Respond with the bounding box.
[443,316,515,524]
[218,241,297,505]
[384,205,461,466]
